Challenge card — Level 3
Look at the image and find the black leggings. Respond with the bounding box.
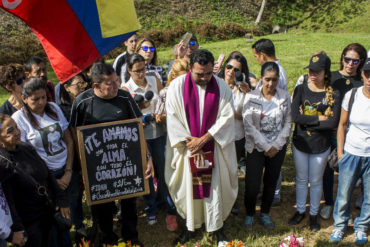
[244,145,287,216]
[24,216,52,247]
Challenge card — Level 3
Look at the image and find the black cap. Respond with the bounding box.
[305,54,331,72]
[181,33,197,41]
[362,58,370,71]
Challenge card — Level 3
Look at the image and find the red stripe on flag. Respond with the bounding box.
[1,0,101,82]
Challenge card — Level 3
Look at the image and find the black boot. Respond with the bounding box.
[309,214,321,232]
[173,229,194,246]
[213,228,228,245]
[288,211,306,225]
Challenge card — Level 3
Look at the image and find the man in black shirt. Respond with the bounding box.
[70,63,152,246]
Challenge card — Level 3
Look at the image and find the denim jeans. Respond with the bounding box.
[292,145,330,216]
[333,152,370,232]
[49,166,73,247]
[144,135,176,217]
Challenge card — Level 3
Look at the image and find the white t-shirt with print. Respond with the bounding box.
[342,86,370,157]
[12,102,69,170]
[259,96,283,149]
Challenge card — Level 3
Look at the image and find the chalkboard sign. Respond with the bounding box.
[76,118,149,205]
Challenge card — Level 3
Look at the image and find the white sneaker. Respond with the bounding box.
[320,205,332,220]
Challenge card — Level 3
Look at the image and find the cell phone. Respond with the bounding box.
[214,54,225,73]
[182,32,193,48]
[235,71,245,85]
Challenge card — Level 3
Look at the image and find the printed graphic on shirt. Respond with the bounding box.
[303,98,327,115]
[260,113,282,143]
[38,123,65,156]
[0,186,10,215]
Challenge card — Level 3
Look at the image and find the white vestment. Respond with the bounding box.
[165,74,238,232]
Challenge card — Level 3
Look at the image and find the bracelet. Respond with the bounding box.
[146,153,152,159]
[65,169,72,173]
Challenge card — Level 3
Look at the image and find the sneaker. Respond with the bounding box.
[320,205,333,220]
[355,231,368,245]
[244,216,254,230]
[165,215,178,231]
[309,214,320,232]
[288,211,305,225]
[147,215,157,225]
[259,215,275,229]
[330,229,345,243]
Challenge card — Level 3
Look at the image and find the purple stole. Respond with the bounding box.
[183,72,220,199]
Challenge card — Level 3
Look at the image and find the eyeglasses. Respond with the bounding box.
[189,41,197,47]
[70,81,87,88]
[16,76,26,85]
[141,46,155,52]
[344,57,360,65]
[132,68,145,74]
[226,64,241,73]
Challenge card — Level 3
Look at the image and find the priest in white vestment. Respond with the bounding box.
[165,50,238,246]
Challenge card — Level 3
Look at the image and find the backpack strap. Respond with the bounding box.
[348,87,358,117]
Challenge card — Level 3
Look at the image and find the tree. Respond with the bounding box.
[255,0,266,25]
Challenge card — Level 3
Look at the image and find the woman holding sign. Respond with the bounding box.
[123,54,178,231]
[11,78,74,247]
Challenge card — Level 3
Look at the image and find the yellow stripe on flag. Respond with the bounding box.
[96,0,141,38]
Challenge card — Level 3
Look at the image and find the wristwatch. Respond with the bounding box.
[146,153,152,159]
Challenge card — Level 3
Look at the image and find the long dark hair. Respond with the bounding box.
[22,78,58,129]
[59,73,87,105]
[124,53,146,83]
[218,53,250,85]
[339,43,367,75]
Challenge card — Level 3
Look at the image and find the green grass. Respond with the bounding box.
[157,32,370,94]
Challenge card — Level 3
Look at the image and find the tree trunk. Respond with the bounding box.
[255,0,266,25]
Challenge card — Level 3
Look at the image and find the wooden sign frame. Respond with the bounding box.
[76,118,149,205]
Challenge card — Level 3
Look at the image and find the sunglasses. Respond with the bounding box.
[189,41,197,47]
[16,75,26,85]
[344,57,360,65]
[141,46,155,52]
[226,64,240,72]
[70,81,87,88]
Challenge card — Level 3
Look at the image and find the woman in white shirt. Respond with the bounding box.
[330,58,370,246]
[242,62,291,230]
[123,54,178,231]
[11,78,74,247]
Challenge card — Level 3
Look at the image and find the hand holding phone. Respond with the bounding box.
[213,54,225,73]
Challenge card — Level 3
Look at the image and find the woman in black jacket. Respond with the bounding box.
[0,114,69,247]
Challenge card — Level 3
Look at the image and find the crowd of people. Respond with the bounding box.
[0,32,369,247]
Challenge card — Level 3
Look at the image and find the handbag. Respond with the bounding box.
[13,163,72,231]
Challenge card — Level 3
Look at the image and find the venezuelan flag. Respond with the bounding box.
[0,0,140,82]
